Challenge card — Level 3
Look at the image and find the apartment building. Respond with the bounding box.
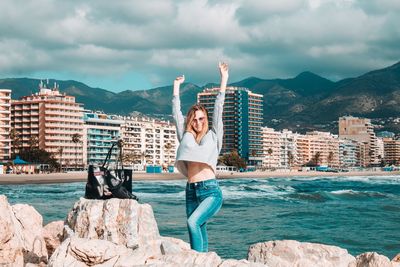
[11,81,84,168]
[280,130,298,169]
[299,131,340,167]
[120,116,177,169]
[262,127,281,168]
[198,87,264,165]
[83,111,124,167]
[0,89,12,161]
[339,138,359,167]
[339,116,378,166]
[383,138,400,164]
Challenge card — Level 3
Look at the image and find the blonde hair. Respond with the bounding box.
[186,104,209,143]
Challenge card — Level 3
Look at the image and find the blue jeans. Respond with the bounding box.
[186,179,223,252]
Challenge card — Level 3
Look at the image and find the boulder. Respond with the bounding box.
[247,240,355,267]
[393,253,400,267]
[50,198,193,266]
[12,204,48,263]
[0,195,47,266]
[43,220,64,257]
[144,251,222,267]
[349,252,393,267]
[0,195,24,266]
[64,198,159,249]
[219,259,266,266]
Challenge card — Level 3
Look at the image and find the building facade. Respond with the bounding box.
[262,127,281,169]
[198,87,264,165]
[383,138,400,165]
[83,111,124,167]
[11,82,84,168]
[279,130,298,169]
[120,116,177,170]
[0,89,12,161]
[339,116,378,166]
[339,138,359,168]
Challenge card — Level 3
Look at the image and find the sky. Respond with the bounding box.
[0,0,399,92]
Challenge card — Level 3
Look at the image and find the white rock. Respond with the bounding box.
[144,251,222,267]
[65,198,159,250]
[12,203,48,263]
[43,220,64,257]
[349,252,393,267]
[219,259,267,267]
[247,240,355,267]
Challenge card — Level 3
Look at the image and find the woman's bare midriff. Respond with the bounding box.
[187,162,215,183]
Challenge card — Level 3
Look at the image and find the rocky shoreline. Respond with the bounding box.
[0,195,399,266]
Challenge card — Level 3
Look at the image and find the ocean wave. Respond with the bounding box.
[219,183,295,200]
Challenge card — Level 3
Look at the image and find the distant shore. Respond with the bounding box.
[0,170,399,185]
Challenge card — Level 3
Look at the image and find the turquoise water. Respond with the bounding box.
[1,175,399,259]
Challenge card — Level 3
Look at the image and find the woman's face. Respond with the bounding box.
[191,110,206,133]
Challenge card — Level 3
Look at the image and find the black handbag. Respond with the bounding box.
[85,142,138,200]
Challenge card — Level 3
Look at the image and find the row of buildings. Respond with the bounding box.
[1,82,400,171]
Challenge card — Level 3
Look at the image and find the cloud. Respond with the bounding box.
[0,0,399,91]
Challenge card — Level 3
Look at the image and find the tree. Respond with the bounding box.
[219,150,247,170]
[327,151,334,167]
[72,133,82,170]
[164,142,173,165]
[17,148,59,171]
[311,151,321,166]
[287,151,294,169]
[267,148,273,169]
[57,147,64,172]
[10,128,22,157]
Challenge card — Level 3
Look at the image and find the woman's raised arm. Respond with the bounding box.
[172,75,185,141]
[212,63,228,152]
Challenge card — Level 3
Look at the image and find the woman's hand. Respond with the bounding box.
[218,62,228,92]
[173,75,185,96]
[174,75,185,86]
[219,62,229,80]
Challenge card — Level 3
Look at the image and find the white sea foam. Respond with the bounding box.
[219,183,295,200]
[330,189,357,195]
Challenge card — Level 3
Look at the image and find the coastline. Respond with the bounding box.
[0,170,399,185]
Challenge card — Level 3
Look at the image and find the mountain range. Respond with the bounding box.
[1,61,400,133]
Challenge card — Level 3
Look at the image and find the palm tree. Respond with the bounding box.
[312,151,322,166]
[267,148,273,169]
[10,128,22,157]
[164,142,173,165]
[72,133,82,170]
[57,147,64,172]
[327,151,334,167]
[287,151,294,170]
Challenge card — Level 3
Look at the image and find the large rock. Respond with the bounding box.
[0,195,24,266]
[43,220,64,257]
[12,204,48,263]
[48,237,138,266]
[349,252,393,267]
[0,195,47,266]
[247,240,355,267]
[64,198,159,249]
[50,198,194,266]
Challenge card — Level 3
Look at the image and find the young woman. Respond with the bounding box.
[172,62,228,252]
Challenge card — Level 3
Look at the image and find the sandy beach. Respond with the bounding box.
[0,170,399,185]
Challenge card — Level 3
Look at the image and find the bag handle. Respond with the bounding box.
[102,139,124,170]
[102,142,116,169]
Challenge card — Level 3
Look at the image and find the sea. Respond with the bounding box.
[1,175,399,260]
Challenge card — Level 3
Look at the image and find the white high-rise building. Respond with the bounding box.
[0,89,12,161]
[120,116,177,170]
[262,127,281,169]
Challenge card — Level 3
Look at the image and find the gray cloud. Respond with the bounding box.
[0,0,399,91]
